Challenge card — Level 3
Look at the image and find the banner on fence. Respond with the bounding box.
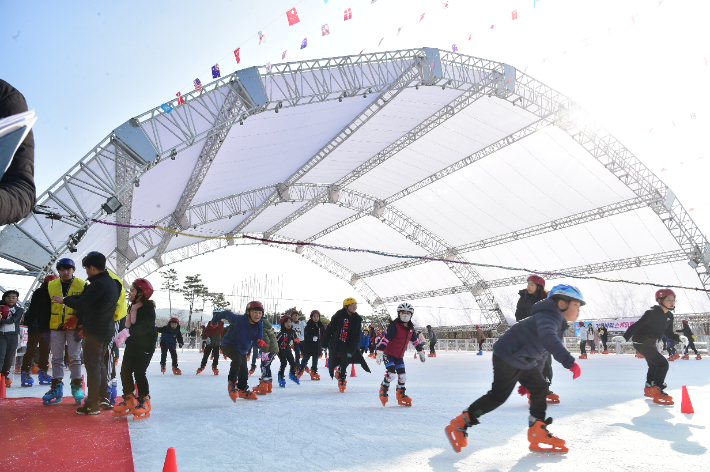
[587,318,639,336]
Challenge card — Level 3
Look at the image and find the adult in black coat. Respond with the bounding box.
[675,320,699,357]
[598,326,609,352]
[299,310,325,375]
[57,252,120,414]
[20,276,54,378]
[322,299,370,390]
[0,291,25,383]
[0,79,36,225]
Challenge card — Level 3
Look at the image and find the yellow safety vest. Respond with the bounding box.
[106,269,127,321]
[48,277,86,330]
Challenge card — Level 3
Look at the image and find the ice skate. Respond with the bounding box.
[650,385,674,405]
[288,372,300,385]
[199,349,204,353]
[5,377,11,388]
[643,382,653,397]
[253,379,269,395]
[212,366,219,375]
[161,364,166,374]
[635,352,644,359]
[31,364,39,374]
[310,370,320,381]
[667,355,675,361]
[338,376,347,393]
[304,367,311,374]
[673,352,681,360]
[379,383,389,406]
[112,393,137,417]
[133,395,151,420]
[38,370,51,385]
[238,388,258,400]
[528,417,567,453]
[296,368,304,379]
[248,366,256,376]
[578,354,587,359]
[681,354,689,360]
[602,350,609,354]
[228,381,239,402]
[696,354,702,360]
[445,411,477,453]
[172,366,181,375]
[278,374,286,388]
[477,351,483,356]
[196,366,205,375]
[546,391,560,404]
[21,371,34,387]
[267,380,273,393]
[70,378,84,405]
[396,386,412,406]
[42,380,63,405]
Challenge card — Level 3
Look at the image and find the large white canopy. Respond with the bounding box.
[2,48,708,326]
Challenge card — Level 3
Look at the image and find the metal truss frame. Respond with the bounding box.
[379,249,688,303]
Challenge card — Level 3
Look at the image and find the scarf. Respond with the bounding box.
[125,301,143,328]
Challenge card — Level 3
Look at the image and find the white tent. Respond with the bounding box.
[2,48,708,326]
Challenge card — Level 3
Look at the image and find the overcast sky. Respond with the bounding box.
[1,0,708,324]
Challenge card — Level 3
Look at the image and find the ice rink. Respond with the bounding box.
[5,348,709,472]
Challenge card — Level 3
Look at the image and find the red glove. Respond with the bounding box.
[291,345,295,350]
[569,362,581,380]
[294,338,300,344]
[62,315,79,330]
[0,305,9,319]
[517,385,529,396]
[257,339,268,348]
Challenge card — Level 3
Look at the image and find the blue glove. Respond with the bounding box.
[43,332,51,343]
[347,353,352,358]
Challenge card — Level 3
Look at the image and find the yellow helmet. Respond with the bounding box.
[343,297,357,307]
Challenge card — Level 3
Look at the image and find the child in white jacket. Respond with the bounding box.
[578,321,588,359]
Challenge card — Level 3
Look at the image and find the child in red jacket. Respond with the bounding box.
[375,302,425,406]
[197,317,224,375]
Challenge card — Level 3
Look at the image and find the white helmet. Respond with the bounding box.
[397,302,414,314]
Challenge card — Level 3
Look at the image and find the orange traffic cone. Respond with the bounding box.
[163,447,178,472]
[325,358,328,368]
[413,351,417,359]
[681,386,694,414]
[0,375,6,399]
[350,363,356,378]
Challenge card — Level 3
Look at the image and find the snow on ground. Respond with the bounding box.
[7,349,709,471]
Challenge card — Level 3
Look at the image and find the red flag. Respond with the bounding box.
[176,92,185,105]
[420,13,425,22]
[234,48,240,64]
[344,8,352,21]
[512,10,517,20]
[287,8,300,26]
[282,50,287,60]
[468,34,471,40]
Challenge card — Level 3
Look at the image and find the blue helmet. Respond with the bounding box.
[548,284,586,306]
[56,258,75,270]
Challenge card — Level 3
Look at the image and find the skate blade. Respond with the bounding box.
[380,396,388,407]
[397,400,412,407]
[444,425,466,453]
[112,411,134,418]
[133,413,150,420]
[546,399,560,404]
[653,398,674,405]
[529,444,568,454]
[43,399,63,405]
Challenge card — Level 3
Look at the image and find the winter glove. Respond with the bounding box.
[375,351,383,365]
[43,332,51,343]
[569,362,581,380]
[113,328,130,346]
[61,315,79,330]
[291,345,295,350]
[418,351,426,363]
[179,344,183,349]
[517,386,529,396]
[257,339,268,348]
[346,353,352,358]
[293,338,300,344]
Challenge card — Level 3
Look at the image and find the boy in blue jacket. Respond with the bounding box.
[445,284,584,454]
[157,318,183,375]
[360,328,370,354]
[212,301,268,402]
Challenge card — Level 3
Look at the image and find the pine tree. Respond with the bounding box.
[160,268,180,314]
[181,274,205,328]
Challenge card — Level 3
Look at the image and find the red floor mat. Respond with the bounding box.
[0,397,134,472]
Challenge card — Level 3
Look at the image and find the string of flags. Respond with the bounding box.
[89,218,710,294]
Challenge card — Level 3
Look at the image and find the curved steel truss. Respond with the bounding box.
[2,47,708,329]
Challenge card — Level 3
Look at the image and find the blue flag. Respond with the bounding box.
[452,44,458,52]
[212,64,221,79]
[160,103,173,114]
[300,38,307,49]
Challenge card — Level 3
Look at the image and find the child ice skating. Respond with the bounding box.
[360,328,370,355]
[290,309,306,363]
[375,302,425,407]
[158,318,183,374]
[0,290,24,389]
[676,320,701,360]
[623,289,681,404]
[112,279,158,420]
[276,315,300,387]
[197,315,224,375]
[299,310,325,380]
[445,284,584,454]
[577,321,588,359]
[252,314,278,395]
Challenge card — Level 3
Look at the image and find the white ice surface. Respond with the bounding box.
[7,349,709,471]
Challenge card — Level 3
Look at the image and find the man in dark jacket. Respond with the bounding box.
[20,275,56,386]
[445,284,584,454]
[322,297,370,392]
[1,290,25,387]
[0,79,36,225]
[676,320,700,359]
[56,252,120,414]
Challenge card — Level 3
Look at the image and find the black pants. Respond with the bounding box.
[541,354,553,389]
[160,346,178,367]
[120,347,153,397]
[580,340,587,354]
[369,342,375,354]
[222,344,249,389]
[685,340,698,355]
[83,336,109,409]
[635,339,669,386]
[600,336,608,351]
[201,345,220,368]
[21,332,50,372]
[360,346,367,354]
[278,349,297,376]
[300,353,318,372]
[430,340,436,354]
[0,331,19,377]
[467,353,548,421]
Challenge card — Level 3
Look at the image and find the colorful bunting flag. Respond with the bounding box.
[420,13,425,21]
[512,10,517,20]
[282,50,287,60]
[161,103,173,114]
[443,2,449,8]
[691,113,697,119]
[266,62,272,73]
[397,27,403,35]
[286,8,300,26]
[193,78,203,92]
[468,34,472,40]
[452,44,458,52]
[234,48,240,64]
[378,37,384,46]
[301,38,307,49]
[176,92,185,105]
[212,64,220,79]
[490,25,495,29]
[359,49,365,55]
[259,29,266,44]
[344,8,352,21]
[322,24,330,36]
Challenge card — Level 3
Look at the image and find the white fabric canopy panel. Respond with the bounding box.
[4,48,707,329]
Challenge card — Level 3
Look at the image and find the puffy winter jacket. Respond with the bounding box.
[203,321,225,347]
[303,319,325,357]
[624,306,680,343]
[377,319,422,358]
[64,270,120,341]
[125,304,157,353]
[262,319,278,354]
[158,324,184,349]
[21,283,51,333]
[322,308,362,356]
[493,298,575,370]
[514,289,547,322]
[578,326,588,341]
[360,332,370,348]
[0,303,24,334]
[213,310,263,355]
